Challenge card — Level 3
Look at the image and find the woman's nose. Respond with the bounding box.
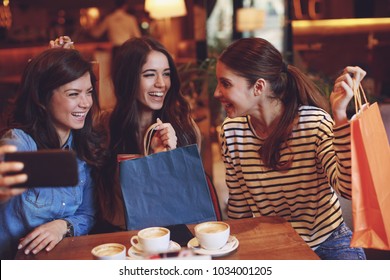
[214,86,221,98]
[79,94,92,108]
[155,75,165,87]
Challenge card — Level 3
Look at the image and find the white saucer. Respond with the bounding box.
[187,235,239,257]
[127,241,181,260]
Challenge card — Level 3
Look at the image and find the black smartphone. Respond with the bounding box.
[3,149,78,188]
[166,224,195,247]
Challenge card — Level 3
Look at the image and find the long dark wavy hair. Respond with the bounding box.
[99,37,198,217]
[4,48,107,177]
[219,38,329,170]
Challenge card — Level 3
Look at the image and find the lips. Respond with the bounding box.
[149,91,164,97]
[224,103,233,109]
[220,101,235,117]
[220,101,233,110]
[71,112,88,120]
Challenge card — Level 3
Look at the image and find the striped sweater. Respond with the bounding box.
[220,105,352,250]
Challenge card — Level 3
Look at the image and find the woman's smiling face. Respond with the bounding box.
[48,72,93,144]
[138,50,171,111]
[214,61,256,118]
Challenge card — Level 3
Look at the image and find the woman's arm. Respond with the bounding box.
[220,123,253,219]
[64,170,96,236]
[317,66,367,199]
[17,167,96,255]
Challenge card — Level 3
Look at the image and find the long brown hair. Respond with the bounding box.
[219,38,329,169]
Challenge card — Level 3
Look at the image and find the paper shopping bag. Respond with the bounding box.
[119,144,217,230]
[351,87,390,250]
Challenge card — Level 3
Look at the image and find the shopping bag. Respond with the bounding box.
[350,84,390,250]
[119,123,217,230]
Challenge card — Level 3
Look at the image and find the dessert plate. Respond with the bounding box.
[187,235,239,257]
[127,240,181,260]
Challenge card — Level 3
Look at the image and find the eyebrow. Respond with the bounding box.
[219,77,231,83]
[64,88,82,92]
[141,68,170,74]
[64,86,93,92]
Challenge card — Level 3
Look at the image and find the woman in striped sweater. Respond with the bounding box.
[214,37,366,260]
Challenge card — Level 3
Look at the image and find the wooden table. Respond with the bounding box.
[15,216,319,260]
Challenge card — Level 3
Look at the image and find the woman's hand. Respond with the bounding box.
[150,118,177,153]
[18,219,68,255]
[330,66,366,126]
[0,145,27,203]
[49,36,74,49]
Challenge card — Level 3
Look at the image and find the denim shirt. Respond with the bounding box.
[0,129,96,259]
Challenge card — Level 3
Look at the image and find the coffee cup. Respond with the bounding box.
[194,221,230,250]
[130,227,170,254]
[91,243,126,260]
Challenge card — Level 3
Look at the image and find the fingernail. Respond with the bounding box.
[24,249,29,254]
[17,244,22,249]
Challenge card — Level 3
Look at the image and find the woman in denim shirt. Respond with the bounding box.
[0,48,106,259]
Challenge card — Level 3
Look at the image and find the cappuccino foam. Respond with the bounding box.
[141,229,168,239]
[93,244,124,256]
[198,223,228,234]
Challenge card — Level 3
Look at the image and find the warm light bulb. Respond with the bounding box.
[145,0,187,19]
[236,7,265,32]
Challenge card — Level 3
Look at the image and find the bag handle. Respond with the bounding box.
[353,81,369,115]
[143,123,159,156]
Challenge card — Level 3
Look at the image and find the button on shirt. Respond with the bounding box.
[0,129,96,259]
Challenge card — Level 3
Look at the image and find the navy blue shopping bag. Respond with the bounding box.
[119,144,217,230]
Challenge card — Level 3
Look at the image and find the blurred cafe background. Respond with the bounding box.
[0,0,390,259]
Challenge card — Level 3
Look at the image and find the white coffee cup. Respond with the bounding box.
[91,243,126,260]
[194,221,230,250]
[130,227,170,254]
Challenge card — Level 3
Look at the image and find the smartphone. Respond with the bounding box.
[166,224,195,247]
[3,149,78,188]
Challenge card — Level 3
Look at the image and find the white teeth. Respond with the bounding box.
[149,92,164,97]
[72,113,86,117]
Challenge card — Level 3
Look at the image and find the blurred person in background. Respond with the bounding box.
[90,0,141,61]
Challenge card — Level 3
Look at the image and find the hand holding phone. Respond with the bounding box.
[0,145,28,201]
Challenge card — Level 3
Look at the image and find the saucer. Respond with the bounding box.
[127,240,181,260]
[187,235,239,257]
